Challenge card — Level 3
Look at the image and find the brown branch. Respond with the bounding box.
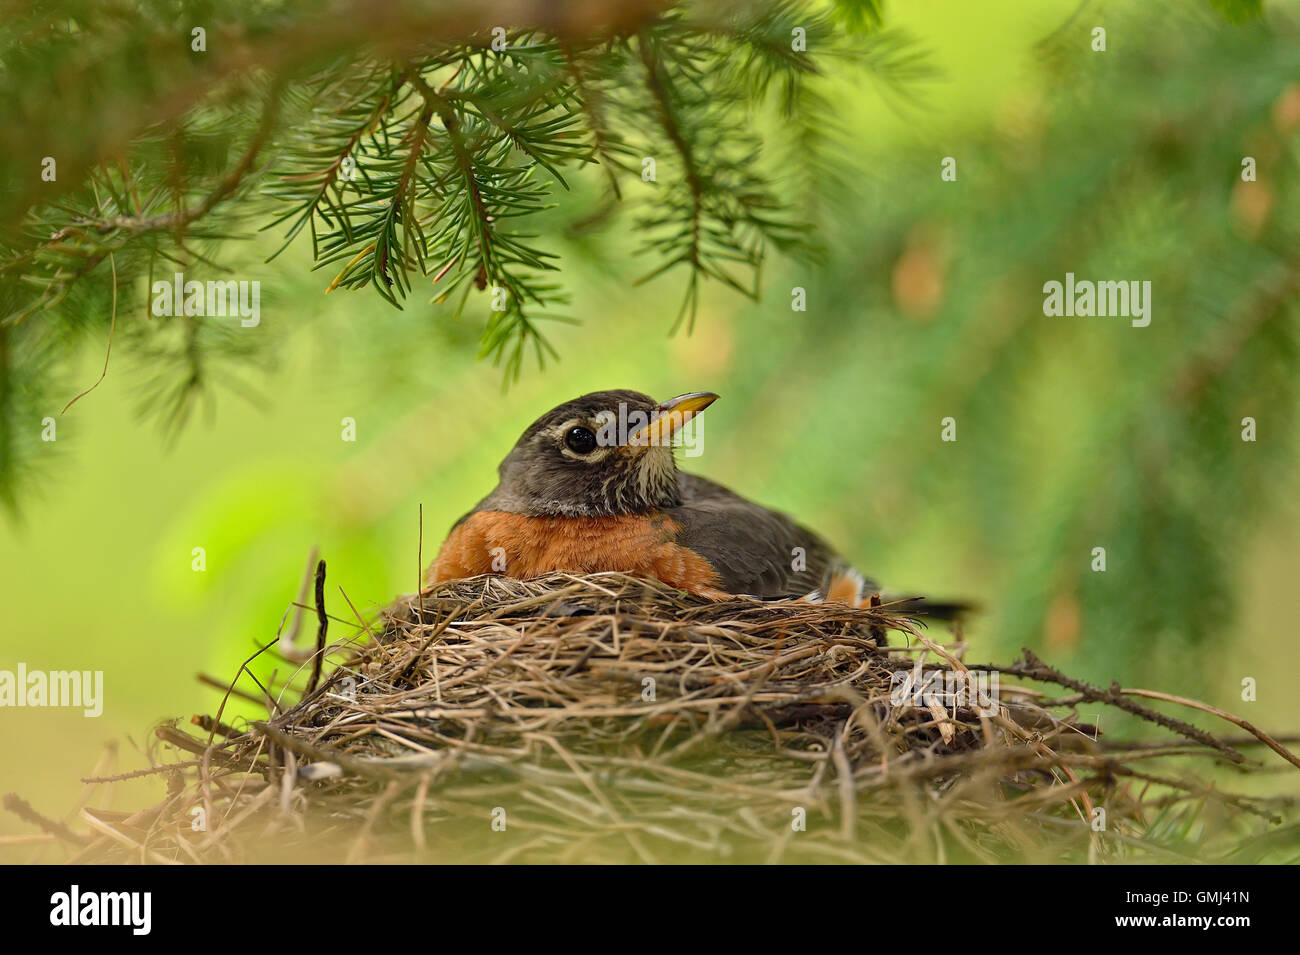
[1121,687,1300,771]
[308,559,328,695]
[2,792,89,846]
[1003,650,1246,763]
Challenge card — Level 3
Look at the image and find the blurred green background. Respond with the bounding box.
[4,0,1300,851]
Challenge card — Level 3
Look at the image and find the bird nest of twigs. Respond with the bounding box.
[11,571,1300,863]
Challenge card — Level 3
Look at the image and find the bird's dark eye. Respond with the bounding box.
[564,426,598,455]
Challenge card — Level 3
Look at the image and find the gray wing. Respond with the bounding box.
[669,473,860,598]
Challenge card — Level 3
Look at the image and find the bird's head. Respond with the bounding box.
[485,389,719,517]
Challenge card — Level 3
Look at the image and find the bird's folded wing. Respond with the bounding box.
[671,472,850,598]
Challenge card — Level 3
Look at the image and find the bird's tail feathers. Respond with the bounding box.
[814,567,976,622]
[877,595,977,622]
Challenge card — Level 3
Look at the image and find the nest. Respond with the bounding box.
[10,571,1300,863]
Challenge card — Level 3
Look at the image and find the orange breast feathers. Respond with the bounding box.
[424,510,725,596]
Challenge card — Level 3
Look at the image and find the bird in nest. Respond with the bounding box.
[425,389,966,618]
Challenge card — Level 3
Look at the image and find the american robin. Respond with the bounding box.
[426,389,963,616]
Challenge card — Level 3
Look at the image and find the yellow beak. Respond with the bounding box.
[630,392,719,447]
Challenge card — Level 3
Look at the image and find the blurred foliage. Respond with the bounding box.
[763,3,1300,683]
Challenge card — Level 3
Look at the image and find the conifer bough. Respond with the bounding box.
[2,0,902,382]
